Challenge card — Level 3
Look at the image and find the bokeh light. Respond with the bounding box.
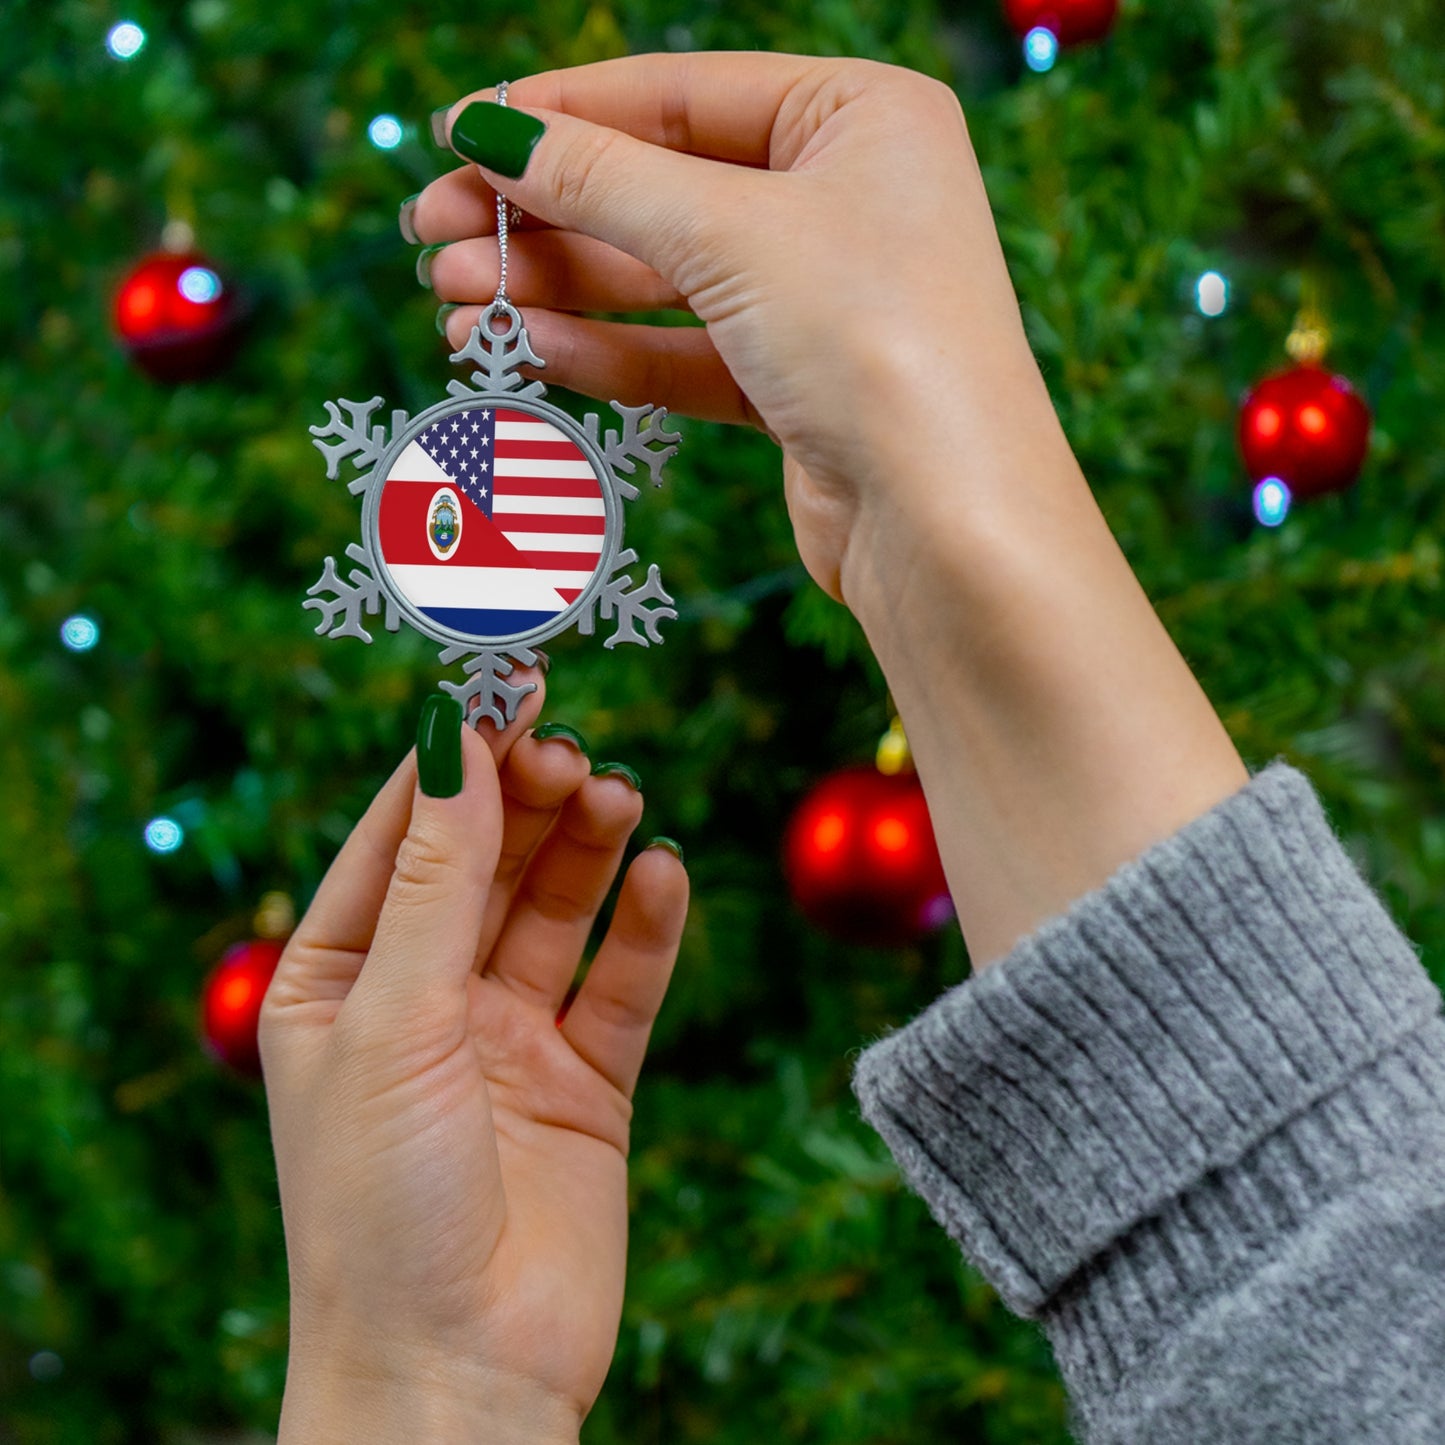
[1253,476,1292,528]
[368,114,404,150]
[178,266,222,304]
[105,21,146,59]
[1024,27,1059,72]
[60,615,100,651]
[144,817,185,853]
[1196,270,1229,317]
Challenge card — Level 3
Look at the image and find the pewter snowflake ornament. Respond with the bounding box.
[304,302,681,728]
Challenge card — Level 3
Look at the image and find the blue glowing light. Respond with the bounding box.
[144,817,185,853]
[106,21,146,59]
[1253,477,1292,528]
[178,266,222,304]
[1024,26,1059,72]
[368,114,404,150]
[1196,270,1229,317]
[60,615,100,652]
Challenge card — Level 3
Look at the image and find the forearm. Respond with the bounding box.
[842,358,1250,971]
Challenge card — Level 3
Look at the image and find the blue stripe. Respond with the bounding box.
[421,605,560,638]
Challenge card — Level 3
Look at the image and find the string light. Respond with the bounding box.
[60,615,100,651]
[1253,477,1291,528]
[367,114,404,150]
[1024,27,1059,72]
[105,21,146,59]
[144,817,185,853]
[178,265,222,303]
[1196,270,1229,317]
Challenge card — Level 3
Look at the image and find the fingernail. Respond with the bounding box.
[417,693,464,798]
[435,302,460,337]
[398,193,422,245]
[531,648,551,676]
[450,100,546,179]
[591,760,641,791]
[532,722,589,756]
[416,242,448,290]
[644,836,684,865]
[430,105,453,148]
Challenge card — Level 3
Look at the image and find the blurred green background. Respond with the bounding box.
[3,0,1444,1440]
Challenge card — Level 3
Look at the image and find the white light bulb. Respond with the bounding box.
[106,21,146,59]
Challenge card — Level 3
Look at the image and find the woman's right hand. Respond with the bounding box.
[410,53,1061,606]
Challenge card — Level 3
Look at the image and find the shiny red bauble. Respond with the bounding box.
[783,766,953,947]
[1237,362,1372,500]
[113,250,240,382]
[1003,0,1119,44]
[200,939,284,1077]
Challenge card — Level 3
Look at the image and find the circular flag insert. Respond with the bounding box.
[376,405,607,642]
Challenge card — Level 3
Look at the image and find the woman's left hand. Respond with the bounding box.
[259,680,688,1442]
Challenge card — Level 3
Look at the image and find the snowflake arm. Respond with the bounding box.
[303,543,399,642]
[309,398,409,493]
[583,402,681,501]
[436,645,541,729]
[577,549,677,648]
[448,309,547,400]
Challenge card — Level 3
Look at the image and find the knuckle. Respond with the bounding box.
[548,125,624,220]
[390,822,467,899]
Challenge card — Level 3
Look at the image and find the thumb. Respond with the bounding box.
[441,94,761,290]
[344,695,503,1036]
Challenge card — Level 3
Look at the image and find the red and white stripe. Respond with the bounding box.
[492,411,605,603]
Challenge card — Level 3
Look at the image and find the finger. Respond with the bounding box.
[430,230,687,314]
[343,713,504,1040]
[559,844,689,1101]
[479,52,849,166]
[483,771,645,1013]
[266,750,419,1005]
[440,307,762,426]
[439,92,773,284]
[469,661,546,766]
[410,162,555,247]
[473,725,593,969]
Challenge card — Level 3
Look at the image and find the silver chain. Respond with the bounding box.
[491,82,519,317]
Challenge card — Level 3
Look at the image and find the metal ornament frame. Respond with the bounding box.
[303,302,681,728]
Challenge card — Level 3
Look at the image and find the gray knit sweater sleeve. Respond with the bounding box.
[849,758,1445,1442]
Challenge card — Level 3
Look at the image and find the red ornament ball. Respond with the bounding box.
[1238,362,1372,500]
[1003,0,1119,45]
[113,251,240,382]
[783,766,954,947]
[200,939,284,1077]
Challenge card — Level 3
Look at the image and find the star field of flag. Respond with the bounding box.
[377,405,607,639]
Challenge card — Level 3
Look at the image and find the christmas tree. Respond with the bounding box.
[3,0,1443,1441]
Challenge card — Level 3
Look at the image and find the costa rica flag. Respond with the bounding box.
[376,405,607,639]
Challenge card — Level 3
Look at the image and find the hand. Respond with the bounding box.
[259,679,688,1441]
[411,53,1058,604]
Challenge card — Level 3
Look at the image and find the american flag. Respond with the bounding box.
[377,405,606,640]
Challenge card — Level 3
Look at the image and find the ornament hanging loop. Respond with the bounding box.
[482,299,523,342]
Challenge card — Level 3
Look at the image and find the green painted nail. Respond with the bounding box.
[533,722,589,755]
[430,105,452,148]
[398,193,422,245]
[416,242,448,290]
[435,302,460,337]
[591,760,641,791]
[645,836,684,865]
[417,694,464,798]
[450,100,546,179]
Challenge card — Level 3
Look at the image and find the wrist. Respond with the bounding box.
[279,1342,582,1445]
[838,346,1083,637]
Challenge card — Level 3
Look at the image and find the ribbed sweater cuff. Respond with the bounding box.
[849,758,1444,1319]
